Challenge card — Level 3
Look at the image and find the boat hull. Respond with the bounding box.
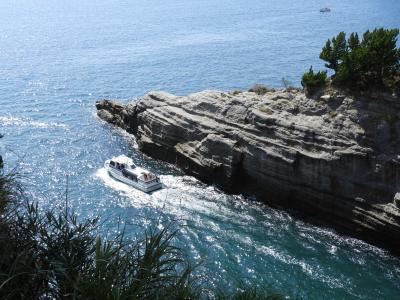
[106,166,162,193]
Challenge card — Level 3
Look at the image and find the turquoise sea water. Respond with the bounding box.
[1,0,400,298]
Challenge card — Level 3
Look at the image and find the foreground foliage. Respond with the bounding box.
[0,203,197,299]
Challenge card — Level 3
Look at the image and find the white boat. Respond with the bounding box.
[104,158,162,193]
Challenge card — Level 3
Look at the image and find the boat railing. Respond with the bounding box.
[139,178,156,184]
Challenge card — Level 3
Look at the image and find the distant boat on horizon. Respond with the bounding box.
[320,7,331,13]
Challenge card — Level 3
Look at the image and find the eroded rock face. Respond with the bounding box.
[96,89,400,254]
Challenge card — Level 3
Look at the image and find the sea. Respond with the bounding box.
[1,0,400,298]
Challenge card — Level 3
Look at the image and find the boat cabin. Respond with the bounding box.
[109,160,136,170]
[122,168,138,181]
[108,160,157,183]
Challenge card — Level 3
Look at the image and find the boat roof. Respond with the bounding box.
[109,155,153,175]
[110,155,134,165]
[126,166,149,176]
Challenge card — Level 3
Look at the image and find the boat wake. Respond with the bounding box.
[95,165,198,210]
[94,155,229,220]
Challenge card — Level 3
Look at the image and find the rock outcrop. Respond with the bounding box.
[96,89,400,254]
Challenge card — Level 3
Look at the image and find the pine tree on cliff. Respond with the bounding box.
[317,28,400,89]
[360,28,400,86]
[319,31,347,74]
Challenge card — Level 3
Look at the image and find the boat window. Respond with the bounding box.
[131,164,136,169]
[110,161,115,166]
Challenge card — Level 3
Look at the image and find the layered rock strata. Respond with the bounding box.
[96,89,400,254]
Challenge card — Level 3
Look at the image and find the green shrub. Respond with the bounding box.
[319,28,400,89]
[301,66,327,95]
[232,90,242,95]
[249,84,270,95]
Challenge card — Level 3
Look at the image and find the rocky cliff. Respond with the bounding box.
[96,89,400,254]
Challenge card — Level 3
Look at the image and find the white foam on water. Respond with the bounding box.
[0,115,68,129]
[328,245,337,255]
